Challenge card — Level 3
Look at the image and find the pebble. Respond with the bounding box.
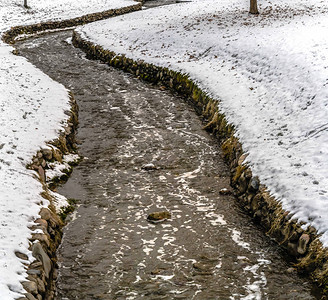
[219,188,232,195]
[147,211,171,223]
[141,163,157,171]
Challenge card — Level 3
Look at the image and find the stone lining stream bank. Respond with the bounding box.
[17,95,79,300]
[2,3,142,300]
[71,29,328,296]
[2,3,142,45]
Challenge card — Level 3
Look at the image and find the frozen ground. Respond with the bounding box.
[0,0,134,298]
[77,0,328,245]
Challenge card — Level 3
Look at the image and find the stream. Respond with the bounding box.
[15,27,318,300]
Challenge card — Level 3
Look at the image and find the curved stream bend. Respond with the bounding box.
[15,31,318,299]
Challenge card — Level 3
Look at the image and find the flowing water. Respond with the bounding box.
[15,30,319,299]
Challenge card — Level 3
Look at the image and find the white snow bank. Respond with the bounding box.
[0,0,136,34]
[0,49,70,298]
[77,0,328,245]
[0,0,135,298]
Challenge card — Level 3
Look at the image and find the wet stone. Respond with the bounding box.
[36,278,46,294]
[32,242,52,279]
[219,188,232,195]
[15,251,28,261]
[31,233,50,247]
[41,159,47,168]
[27,269,42,276]
[248,176,260,192]
[37,166,45,182]
[22,281,38,295]
[29,261,43,269]
[39,207,61,227]
[41,148,53,160]
[141,163,157,171]
[150,269,161,275]
[193,271,213,276]
[147,211,171,223]
[34,218,48,229]
[298,233,311,255]
[25,294,37,300]
[192,262,213,272]
[287,267,296,274]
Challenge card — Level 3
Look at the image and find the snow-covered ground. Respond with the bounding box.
[1,0,327,297]
[77,0,328,245]
[0,0,134,298]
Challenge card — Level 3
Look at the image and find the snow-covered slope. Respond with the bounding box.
[0,0,134,298]
[77,0,328,244]
[0,0,136,33]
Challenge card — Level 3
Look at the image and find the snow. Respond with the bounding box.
[0,0,134,298]
[0,0,136,33]
[1,0,327,297]
[77,0,328,245]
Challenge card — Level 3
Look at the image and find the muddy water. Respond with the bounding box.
[15,31,318,299]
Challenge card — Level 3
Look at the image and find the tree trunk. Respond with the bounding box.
[250,0,259,14]
[24,0,28,8]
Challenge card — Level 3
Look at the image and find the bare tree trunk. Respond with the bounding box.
[250,0,259,14]
[24,0,28,8]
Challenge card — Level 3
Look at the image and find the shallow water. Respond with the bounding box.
[15,30,319,299]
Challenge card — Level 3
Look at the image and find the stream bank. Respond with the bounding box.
[3,3,142,300]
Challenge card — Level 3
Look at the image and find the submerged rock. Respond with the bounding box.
[192,262,213,276]
[219,188,232,195]
[147,211,171,223]
[192,262,212,271]
[151,268,162,275]
[141,163,157,171]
